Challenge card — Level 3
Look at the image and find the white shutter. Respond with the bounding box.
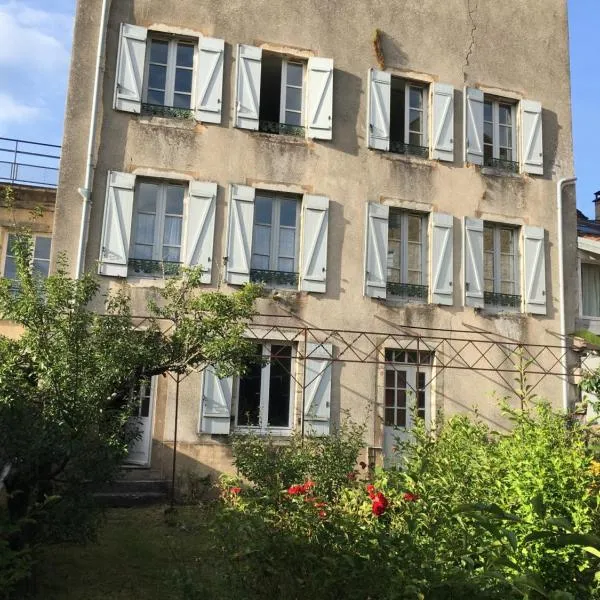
[465,87,484,165]
[306,57,334,140]
[225,184,255,285]
[195,37,225,124]
[200,367,233,434]
[364,203,389,299]
[234,44,262,130]
[98,171,136,277]
[432,83,455,162]
[184,181,217,284]
[430,213,454,305]
[300,195,329,293]
[114,24,147,114]
[521,100,544,175]
[304,342,333,436]
[367,69,391,151]
[464,217,484,308]
[523,226,546,315]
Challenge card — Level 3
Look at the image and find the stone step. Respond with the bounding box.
[93,476,170,507]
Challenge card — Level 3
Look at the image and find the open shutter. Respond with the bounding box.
[195,37,225,124]
[114,24,147,113]
[98,171,135,277]
[364,203,389,299]
[367,69,391,151]
[184,181,217,284]
[225,184,255,285]
[430,213,454,305]
[523,226,546,314]
[234,44,262,130]
[464,217,484,308]
[200,367,233,434]
[521,100,544,175]
[300,194,329,293]
[432,83,455,162]
[465,87,484,165]
[304,342,333,436]
[306,57,334,140]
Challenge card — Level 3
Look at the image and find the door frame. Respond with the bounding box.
[124,376,157,467]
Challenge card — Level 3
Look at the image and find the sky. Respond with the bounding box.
[0,1,597,215]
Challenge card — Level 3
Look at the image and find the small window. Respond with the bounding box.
[236,343,294,432]
[250,191,300,287]
[129,180,185,276]
[483,97,517,172]
[386,210,428,301]
[143,36,195,116]
[389,77,429,157]
[258,53,305,136]
[3,234,51,284]
[484,223,520,309]
[582,263,600,318]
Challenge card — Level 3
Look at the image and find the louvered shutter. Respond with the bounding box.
[184,181,217,284]
[430,213,454,305]
[465,87,484,165]
[98,171,136,277]
[367,69,391,151]
[521,100,544,176]
[304,342,333,436]
[306,57,334,140]
[432,83,455,162]
[364,203,389,299]
[200,367,233,434]
[464,217,484,308]
[225,184,255,285]
[523,226,546,314]
[300,195,329,293]
[234,44,262,130]
[114,24,147,113]
[195,37,225,124]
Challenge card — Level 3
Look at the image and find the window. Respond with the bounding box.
[129,180,185,276]
[386,210,428,301]
[484,223,520,308]
[389,78,428,157]
[3,234,51,283]
[483,97,517,171]
[143,37,195,116]
[250,191,300,286]
[582,263,600,317]
[258,53,305,136]
[235,343,294,432]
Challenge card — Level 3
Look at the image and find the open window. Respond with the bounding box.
[389,77,429,157]
[483,97,518,172]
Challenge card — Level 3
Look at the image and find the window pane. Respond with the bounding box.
[148,64,167,91]
[4,256,17,279]
[34,237,51,260]
[484,144,493,163]
[499,104,512,125]
[135,213,156,245]
[137,183,159,213]
[173,93,191,109]
[484,121,493,145]
[407,243,421,271]
[409,110,421,133]
[582,264,600,316]
[499,125,510,149]
[162,246,181,262]
[150,40,168,64]
[255,197,273,225]
[499,147,511,161]
[484,101,493,122]
[285,111,301,126]
[175,68,193,94]
[163,216,182,246]
[500,255,514,281]
[280,199,297,227]
[484,254,494,291]
[267,345,292,427]
[166,186,184,215]
[407,216,421,242]
[253,225,271,256]
[484,227,494,252]
[388,211,402,239]
[385,369,395,388]
[238,357,262,427]
[409,131,422,146]
[176,44,194,68]
[396,408,407,427]
[385,387,395,407]
[501,281,515,295]
[397,370,407,387]
[409,87,423,109]
[33,259,49,278]
[285,87,302,112]
[387,242,401,270]
[133,244,153,260]
[278,228,296,259]
[385,408,395,427]
[500,229,514,253]
[278,257,294,272]
[147,89,165,106]
[286,62,303,87]
[251,254,269,270]
[407,270,421,284]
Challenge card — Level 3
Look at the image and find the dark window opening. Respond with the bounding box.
[259,53,282,125]
[237,344,263,427]
[267,345,292,427]
[389,77,405,145]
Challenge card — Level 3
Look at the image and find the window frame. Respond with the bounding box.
[580,260,600,319]
[2,232,52,282]
[389,77,429,156]
[483,96,518,167]
[483,222,521,309]
[278,58,305,128]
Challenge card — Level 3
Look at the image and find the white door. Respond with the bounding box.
[383,352,432,466]
[126,378,156,466]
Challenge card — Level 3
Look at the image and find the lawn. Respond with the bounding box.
[31,505,209,600]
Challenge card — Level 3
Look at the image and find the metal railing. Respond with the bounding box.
[483,156,520,174]
[258,120,306,138]
[250,268,299,286]
[129,258,182,276]
[389,140,429,158]
[0,137,61,188]
[387,282,429,301]
[141,103,193,120]
[484,291,522,309]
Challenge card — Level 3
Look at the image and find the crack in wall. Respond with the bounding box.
[464,0,478,81]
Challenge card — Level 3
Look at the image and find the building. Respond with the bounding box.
[52,1,577,480]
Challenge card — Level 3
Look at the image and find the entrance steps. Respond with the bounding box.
[93,468,169,507]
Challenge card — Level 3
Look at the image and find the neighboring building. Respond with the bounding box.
[53,1,577,480]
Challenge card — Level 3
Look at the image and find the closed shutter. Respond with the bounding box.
[200,367,233,434]
[98,171,136,277]
[464,217,484,308]
[364,202,389,299]
[184,181,217,284]
[225,184,255,285]
[367,69,391,151]
[234,44,262,130]
[303,342,333,436]
[114,24,147,113]
[431,83,455,162]
[521,100,544,176]
[430,213,454,305]
[300,194,329,293]
[523,226,546,315]
[195,37,225,124]
[465,87,484,165]
[306,57,334,140]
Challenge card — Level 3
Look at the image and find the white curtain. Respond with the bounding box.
[582,263,600,317]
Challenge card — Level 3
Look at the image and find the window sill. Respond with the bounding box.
[479,306,525,318]
[137,114,198,131]
[250,130,309,146]
[234,426,293,437]
[480,166,523,179]
[375,149,434,168]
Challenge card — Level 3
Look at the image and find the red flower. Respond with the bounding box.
[372,501,386,516]
[318,510,327,518]
[402,492,419,502]
[302,480,315,492]
[314,501,327,508]
[366,484,376,499]
[287,484,303,495]
[374,492,388,508]
[229,486,241,495]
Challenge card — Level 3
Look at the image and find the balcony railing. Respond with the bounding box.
[484,291,521,309]
[250,269,299,286]
[0,137,61,188]
[129,258,182,276]
[483,156,519,174]
[258,120,305,138]
[387,282,429,301]
[141,103,194,120]
[389,140,429,159]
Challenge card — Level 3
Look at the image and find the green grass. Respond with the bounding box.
[31,505,210,600]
